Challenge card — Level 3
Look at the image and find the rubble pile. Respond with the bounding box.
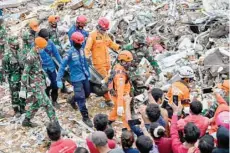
[0,0,229,152]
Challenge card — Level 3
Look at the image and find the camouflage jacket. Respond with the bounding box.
[48,27,61,46]
[0,25,7,54]
[21,49,47,91]
[21,44,31,62]
[2,48,24,76]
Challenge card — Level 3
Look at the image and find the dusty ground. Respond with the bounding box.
[0,84,123,153]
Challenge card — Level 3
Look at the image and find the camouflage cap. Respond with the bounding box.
[134,31,146,44]
[22,30,31,40]
[8,36,19,45]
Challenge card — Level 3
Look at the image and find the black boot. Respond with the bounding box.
[67,96,78,110]
[52,101,60,109]
[22,117,38,127]
[13,107,21,118]
[81,112,93,128]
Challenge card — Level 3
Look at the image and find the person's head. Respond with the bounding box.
[121,131,135,150]
[216,111,230,130]
[151,88,164,104]
[38,28,49,41]
[118,50,133,70]
[74,147,89,153]
[216,126,229,149]
[22,30,33,45]
[190,100,203,115]
[71,32,84,50]
[91,131,108,149]
[184,122,200,144]
[34,37,48,52]
[179,66,194,84]
[76,15,87,30]
[97,17,109,34]
[136,135,153,153]
[48,15,59,28]
[146,103,161,122]
[198,134,215,153]
[93,113,108,131]
[29,20,39,35]
[217,80,229,96]
[8,36,19,50]
[104,128,114,139]
[149,122,166,139]
[46,122,61,141]
[133,32,146,49]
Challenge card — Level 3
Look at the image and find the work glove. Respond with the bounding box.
[57,81,63,89]
[19,91,27,99]
[46,77,51,87]
[86,58,92,66]
[117,106,124,116]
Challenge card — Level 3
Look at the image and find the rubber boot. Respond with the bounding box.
[81,112,93,128]
[22,117,38,127]
[13,107,21,118]
[67,96,78,110]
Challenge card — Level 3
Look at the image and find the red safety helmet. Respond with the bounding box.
[98,17,109,30]
[76,15,87,24]
[71,32,84,44]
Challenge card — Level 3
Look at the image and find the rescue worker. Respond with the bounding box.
[47,15,71,94]
[0,17,7,83]
[22,30,33,57]
[38,29,62,109]
[2,36,26,117]
[108,51,133,130]
[29,20,40,40]
[68,15,88,46]
[84,17,120,107]
[57,32,93,127]
[166,66,195,115]
[123,32,161,74]
[217,80,229,103]
[20,37,58,127]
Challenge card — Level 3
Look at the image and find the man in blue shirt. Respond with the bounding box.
[38,29,62,109]
[68,15,88,47]
[57,32,93,127]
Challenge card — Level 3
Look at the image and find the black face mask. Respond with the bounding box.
[73,42,82,50]
[51,23,57,28]
[30,29,36,36]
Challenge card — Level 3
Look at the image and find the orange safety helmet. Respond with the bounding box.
[217,80,229,92]
[29,20,40,32]
[71,32,84,44]
[118,50,133,62]
[98,17,109,30]
[48,15,59,23]
[35,37,48,49]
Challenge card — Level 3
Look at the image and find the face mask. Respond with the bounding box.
[50,23,57,28]
[73,42,82,50]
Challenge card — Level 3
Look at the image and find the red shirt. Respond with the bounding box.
[48,139,77,153]
[155,137,172,153]
[86,138,116,153]
[177,114,209,137]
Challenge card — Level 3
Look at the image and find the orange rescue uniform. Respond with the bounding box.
[84,30,120,101]
[167,81,190,107]
[108,64,131,129]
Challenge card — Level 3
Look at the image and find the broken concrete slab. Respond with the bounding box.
[70,0,83,10]
[0,0,28,9]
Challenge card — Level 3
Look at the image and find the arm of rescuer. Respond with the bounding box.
[107,34,120,52]
[84,33,94,59]
[51,41,62,64]
[56,52,69,82]
[115,73,126,107]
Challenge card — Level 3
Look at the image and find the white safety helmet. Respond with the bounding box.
[179,66,194,78]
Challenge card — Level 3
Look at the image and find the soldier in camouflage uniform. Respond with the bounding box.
[2,36,26,117]
[20,37,58,127]
[0,17,7,84]
[22,30,33,56]
[122,32,161,95]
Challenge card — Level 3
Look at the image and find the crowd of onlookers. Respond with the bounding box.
[46,86,229,153]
